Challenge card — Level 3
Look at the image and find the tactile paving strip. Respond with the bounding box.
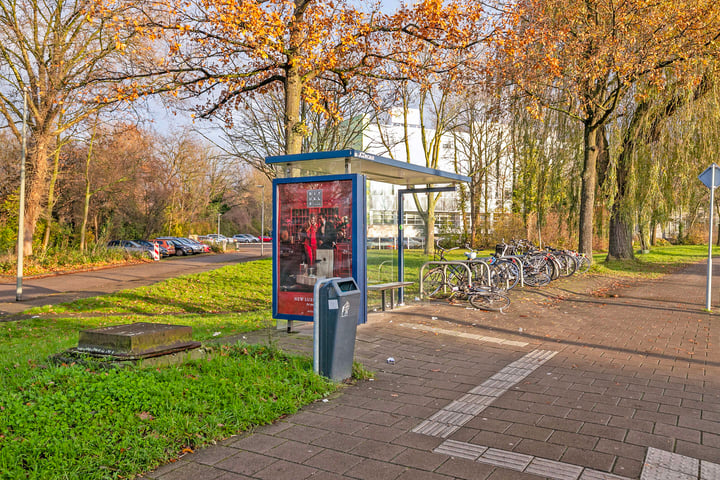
[433,439,487,460]
[701,461,720,480]
[412,420,459,438]
[579,469,632,480]
[412,349,558,437]
[643,447,699,477]
[640,447,700,480]
[525,457,584,480]
[476,448,533,471]
[433,439,633,480]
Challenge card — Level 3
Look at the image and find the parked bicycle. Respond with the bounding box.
[422,242,511,311]
[421,242,467,297]
[448,281,511,312]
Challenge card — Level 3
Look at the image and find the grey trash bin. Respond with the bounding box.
[317,277,361,381]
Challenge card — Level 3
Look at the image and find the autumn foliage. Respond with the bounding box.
[491,0,720,254]
[110,0,488,154]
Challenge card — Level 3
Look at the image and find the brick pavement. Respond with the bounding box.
[141,261,720,479]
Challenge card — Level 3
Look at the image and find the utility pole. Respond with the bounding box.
[16,88,28,302]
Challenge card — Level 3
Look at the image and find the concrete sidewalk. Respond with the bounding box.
[142,262,720,480]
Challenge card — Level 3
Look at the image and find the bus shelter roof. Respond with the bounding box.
[265,149,470,186]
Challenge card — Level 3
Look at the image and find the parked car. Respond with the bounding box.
[403,237,424,249]
[185,237,211,253]
[367,237,397,249]
[205,234,233,244]
[155,237,195,256]
[259,235,272,243]
[134,240,170,258]
[151,238,176,256]
[107,240,147,255]
[176,237,206,254]
[232,234,258,243]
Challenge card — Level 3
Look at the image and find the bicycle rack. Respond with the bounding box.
[497,255,526,288]
[464,259,493,286]
[419,260,491,299]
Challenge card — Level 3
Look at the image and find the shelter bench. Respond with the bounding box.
[368,281,414,311]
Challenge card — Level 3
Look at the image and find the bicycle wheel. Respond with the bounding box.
[547,256,561,280]
[524,271,551,287]
[422,267,446,298]
[555,252,577,277]
[445,264,467,289]
[575,255,591,274]
[490,260,519,290]
[469,290,511,311]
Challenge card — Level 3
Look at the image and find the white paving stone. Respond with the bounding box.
[701,460,720,480]
[433,440,487,461]
[428,409,475,426]
[579,469,633,480]
[477,448,533,471]
[443,400,488,415]
[644,448,699,476]
[412,420,459,438]
[640,464,695,480]
[524,457,583,480]
[481,378,517,390]
[457,393,496,406]
[468,385,506,396]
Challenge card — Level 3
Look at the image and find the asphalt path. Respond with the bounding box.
[0,244,269,317]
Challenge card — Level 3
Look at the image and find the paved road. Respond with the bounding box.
[0,245,269,316]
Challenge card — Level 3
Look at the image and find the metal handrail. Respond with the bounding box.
[419,261,473,299]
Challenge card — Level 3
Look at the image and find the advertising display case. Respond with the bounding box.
[272,174,366,323]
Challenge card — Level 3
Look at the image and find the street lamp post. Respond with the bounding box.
[16,87,28,302]
[217,213,221,237]
[257,184,265,256]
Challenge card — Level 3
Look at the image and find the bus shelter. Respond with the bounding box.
[265,149,470,327]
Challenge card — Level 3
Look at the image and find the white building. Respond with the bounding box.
[354,109,513,241]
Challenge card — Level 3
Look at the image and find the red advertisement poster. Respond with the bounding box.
[276,179,354,317]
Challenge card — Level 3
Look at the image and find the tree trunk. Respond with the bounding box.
[284,64,303,155]
[42,144,62,252]
[607,205,635,260]
[606,132,635,260]
[426,196,437,255]
[651,222,657,246]
[578,122,599,256]
[638,214,651,252]
[23,137,52,256]
[80,189,91,252]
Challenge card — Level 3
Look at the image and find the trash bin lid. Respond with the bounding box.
[336,279,358,292]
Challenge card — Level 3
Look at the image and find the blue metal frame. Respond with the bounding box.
[272,174,367,324]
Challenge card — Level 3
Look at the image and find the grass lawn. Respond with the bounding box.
[1,258,335,480]
[591,244,718,277]
[1,244,712,479]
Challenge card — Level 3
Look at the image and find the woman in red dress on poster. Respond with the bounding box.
[304,215,318,266]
